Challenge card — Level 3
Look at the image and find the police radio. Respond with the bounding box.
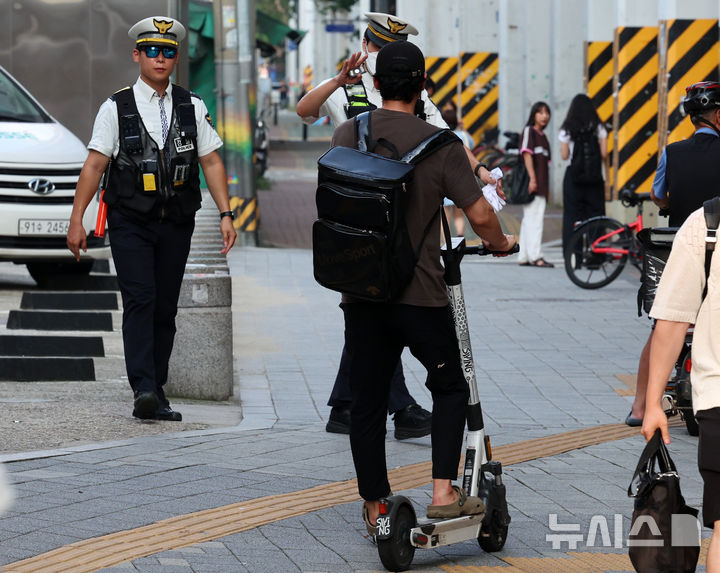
[119,114,143,155]
[175,103,197,138]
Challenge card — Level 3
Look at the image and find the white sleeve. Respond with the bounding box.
[558,128,571,144]
[192,96,223,157]
[87,99,119,158]
[300,78,348,127]
[597,123,608,139]
[422,92,448,129]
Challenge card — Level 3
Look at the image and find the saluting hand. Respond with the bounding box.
[334,51,368,87]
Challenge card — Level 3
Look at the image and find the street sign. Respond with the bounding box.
[326,21,354,33]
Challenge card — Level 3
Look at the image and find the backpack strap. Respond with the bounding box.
[702,197,720,300]
[401,130,461,164]
[354,111,372,153]
[354,111,401,158]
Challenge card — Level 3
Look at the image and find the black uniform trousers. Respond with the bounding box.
[328,344,415,414]
[108,208,194,399]
[342,302,470,501]
[561,169,606,252]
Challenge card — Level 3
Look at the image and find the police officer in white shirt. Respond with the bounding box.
[67,16,236,422]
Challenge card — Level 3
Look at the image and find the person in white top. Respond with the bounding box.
[67,16,236,422]
[557,94,608,252]
[642,208,720,572]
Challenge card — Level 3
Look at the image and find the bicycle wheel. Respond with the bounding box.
[564,218,631,289]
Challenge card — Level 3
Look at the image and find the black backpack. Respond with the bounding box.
[313,111,458,302]
[570,127,603,185]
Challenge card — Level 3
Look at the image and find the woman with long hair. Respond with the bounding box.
[517,101,553,267]
[558,94,608,251]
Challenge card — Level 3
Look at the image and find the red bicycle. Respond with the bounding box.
[564,189,652,289]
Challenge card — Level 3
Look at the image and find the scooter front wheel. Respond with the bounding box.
[377,504,416,571]
[478,511,509,552]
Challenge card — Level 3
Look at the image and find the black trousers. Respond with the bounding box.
[108,208,194,397]
[562,169,606,252]
[342,302,470,501]
[327,344,415,414]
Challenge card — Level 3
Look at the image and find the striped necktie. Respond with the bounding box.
[158,92,169,146]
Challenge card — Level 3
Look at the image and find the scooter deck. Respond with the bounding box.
[410,513,485,548]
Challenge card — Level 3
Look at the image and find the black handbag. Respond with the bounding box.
[507,160,534,204]
[627,430,700,573]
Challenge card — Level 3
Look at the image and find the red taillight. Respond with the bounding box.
[413,533,429,545]
[379,501,389,515]
[685,358,692,373]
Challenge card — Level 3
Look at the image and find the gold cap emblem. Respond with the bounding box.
[386,17,407,35]
[153,19,174,35]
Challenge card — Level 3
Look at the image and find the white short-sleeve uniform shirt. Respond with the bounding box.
[88,77,223,159]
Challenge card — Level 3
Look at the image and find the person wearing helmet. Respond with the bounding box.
[627,81,720,429]
[298,13,501,440]
[651,81,720,226]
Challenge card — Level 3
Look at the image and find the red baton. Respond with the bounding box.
[94,189,107,237]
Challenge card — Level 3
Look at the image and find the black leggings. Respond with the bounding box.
[342,302,470,501]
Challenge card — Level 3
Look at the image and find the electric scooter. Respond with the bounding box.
[374,220,515,571]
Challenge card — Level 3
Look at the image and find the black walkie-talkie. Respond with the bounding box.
[119,114,143,155]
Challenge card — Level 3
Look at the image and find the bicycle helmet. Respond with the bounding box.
[681,81,720,116]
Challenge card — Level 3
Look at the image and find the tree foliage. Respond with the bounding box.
[314,0,358,16]
[257,0,292,23]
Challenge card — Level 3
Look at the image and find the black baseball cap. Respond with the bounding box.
[374,41,425,79]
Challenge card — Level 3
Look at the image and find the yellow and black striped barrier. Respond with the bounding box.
[585,41,614,198]
[659,19,719,148]
[425,56,459,112]
[459,52,499,146]
[612,26,659,198]
[586,41,614,124]
[229,196,259,232]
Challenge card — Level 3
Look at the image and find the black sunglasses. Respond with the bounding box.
[139,45,177,59]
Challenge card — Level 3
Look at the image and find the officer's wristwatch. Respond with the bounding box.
[219,211,235,221]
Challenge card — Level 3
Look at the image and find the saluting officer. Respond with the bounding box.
[67,16,236,421]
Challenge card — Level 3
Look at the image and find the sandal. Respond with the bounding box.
[625,411,643,427]
[427,485,485,519]
[518,261,531,266]
[530,258,555,268]
[362,503,378,537]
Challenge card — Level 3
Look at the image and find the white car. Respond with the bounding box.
[0,65,109,284]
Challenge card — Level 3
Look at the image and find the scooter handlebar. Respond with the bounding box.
[462,243,520,256]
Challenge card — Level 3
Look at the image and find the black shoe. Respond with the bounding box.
[133,391,159,420]
[326,406,351,434]
[156,406,182,421]
[393,404,432,440]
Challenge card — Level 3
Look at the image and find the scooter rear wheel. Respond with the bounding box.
[377,504,416,571]
[478,511,509,552]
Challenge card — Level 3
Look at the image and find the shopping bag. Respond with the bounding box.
[627,430,700,573]
[507,161,534,204]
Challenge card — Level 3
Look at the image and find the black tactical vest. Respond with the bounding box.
[666,132,720,227]
[104,85,201,223]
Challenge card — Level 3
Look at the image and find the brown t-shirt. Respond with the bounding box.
[333,108,481,307]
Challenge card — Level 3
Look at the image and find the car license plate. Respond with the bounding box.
[18,219,70,236]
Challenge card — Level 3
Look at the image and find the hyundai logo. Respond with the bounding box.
[28,178,55,195]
